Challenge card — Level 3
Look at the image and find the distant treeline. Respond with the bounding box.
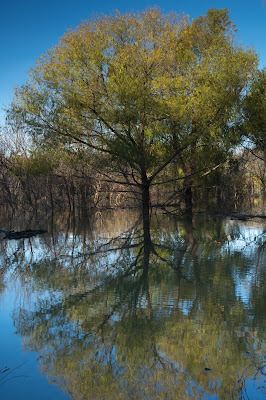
[0,134,265,215]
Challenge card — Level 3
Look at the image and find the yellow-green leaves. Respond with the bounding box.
[242,67,266,149]
[8,7,258,186]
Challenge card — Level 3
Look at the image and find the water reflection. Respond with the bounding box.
[1,212,266,399]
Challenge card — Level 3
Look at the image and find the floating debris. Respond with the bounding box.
[0,229,47,240]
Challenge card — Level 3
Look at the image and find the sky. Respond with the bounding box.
[1,0,265,123]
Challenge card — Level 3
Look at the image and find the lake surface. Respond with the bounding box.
[0,211,265,400]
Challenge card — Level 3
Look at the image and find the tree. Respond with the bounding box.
[241,67,266,201]
[242,67,266,152]
[7,8,257,217]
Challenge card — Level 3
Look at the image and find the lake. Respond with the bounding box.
[0,210,265,399]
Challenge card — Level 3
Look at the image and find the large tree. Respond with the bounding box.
[243,67,265,149]
[241,67,266,200]
[242,67,265,159]
[8,7,257,217]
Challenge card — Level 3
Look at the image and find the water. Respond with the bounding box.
[0,211,265,400]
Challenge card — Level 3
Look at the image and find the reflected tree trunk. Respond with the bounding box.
[142,192,152,270]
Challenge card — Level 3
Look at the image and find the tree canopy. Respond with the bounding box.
[8,7,258,214]
[242,67,266,151]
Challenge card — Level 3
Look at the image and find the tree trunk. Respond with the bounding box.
[184,184,193,216]
[180,147,195,219]
[184,169,193,219]
[141,169,150,221]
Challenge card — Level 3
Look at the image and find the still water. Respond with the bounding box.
[0,211,265,400]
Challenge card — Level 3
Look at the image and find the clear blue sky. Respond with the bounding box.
[1,0,265,122]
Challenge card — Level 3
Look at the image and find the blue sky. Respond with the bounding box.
[1,0,265,122]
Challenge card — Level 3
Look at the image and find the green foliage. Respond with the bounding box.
[242,67,266,150]
[12,150,58,177]
[7,7,258,190]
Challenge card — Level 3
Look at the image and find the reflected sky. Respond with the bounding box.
[0,211,265,400]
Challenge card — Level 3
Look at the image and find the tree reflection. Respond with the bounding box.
[9,213,266,399]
